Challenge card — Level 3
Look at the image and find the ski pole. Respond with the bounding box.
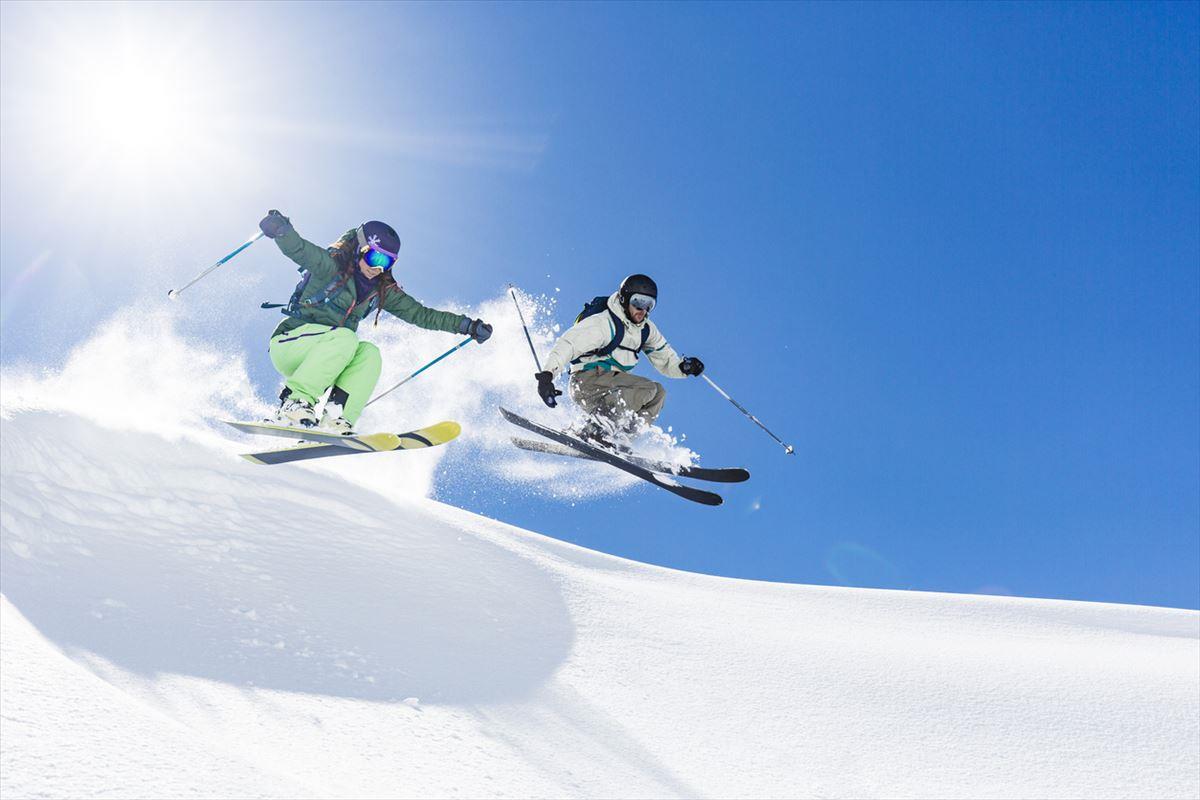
[168,230,265,300]
[364,337,475,408]
[701,373,795,455]
[508,284,544,372]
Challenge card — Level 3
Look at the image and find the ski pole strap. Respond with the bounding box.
[701,373,795,455]
[168,230,265,300]
[508,285,544,373]
[364,336,475,408]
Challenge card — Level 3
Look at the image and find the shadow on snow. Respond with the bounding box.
[1,411,574,704]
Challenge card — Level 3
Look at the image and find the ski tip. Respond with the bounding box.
[412,420,462,446]
[436,420,462,439]
[498,406,524,422]
[391,420,463,451]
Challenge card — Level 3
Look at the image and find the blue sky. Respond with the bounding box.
[2,1,1197,609]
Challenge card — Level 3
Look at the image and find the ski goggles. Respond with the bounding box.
[360,246,396,271]
[628,293,656,312]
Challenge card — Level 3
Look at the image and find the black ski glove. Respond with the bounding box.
[680,356,705,376]
[259,210,293,240]
[536,371,562,408]
[459,317,493,343]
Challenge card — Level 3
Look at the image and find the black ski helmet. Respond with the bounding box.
[619,273,658,307]
[356,220,401,258]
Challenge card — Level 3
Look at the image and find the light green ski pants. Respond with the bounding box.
[269,324,381,424]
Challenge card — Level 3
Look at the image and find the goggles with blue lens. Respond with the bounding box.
[628,293,656,312]
[360,246,396,271]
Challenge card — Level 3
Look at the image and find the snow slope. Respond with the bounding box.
[2,408,1198,799]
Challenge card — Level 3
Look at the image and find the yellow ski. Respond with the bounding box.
[240,421,461,465]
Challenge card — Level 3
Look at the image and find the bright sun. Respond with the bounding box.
[63,37,210,169]
[80,49,196,161]
[4,6,242,191]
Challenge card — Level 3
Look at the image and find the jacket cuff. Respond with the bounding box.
[542,356,564,379]
[274,226,301,254]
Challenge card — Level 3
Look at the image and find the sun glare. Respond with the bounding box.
[63,36,209,168]
[4,6,246,196]
[80,48,195,161]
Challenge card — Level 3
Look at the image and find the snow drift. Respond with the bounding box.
[2,408,1197,799]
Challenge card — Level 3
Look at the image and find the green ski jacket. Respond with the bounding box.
[269,227,468,339]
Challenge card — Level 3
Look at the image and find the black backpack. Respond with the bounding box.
[261,266,355,319]
[570,295,650,365]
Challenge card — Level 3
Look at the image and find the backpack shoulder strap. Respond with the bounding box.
[593,308,627,357]
[608,309,647,358]
[571,307,653,364]
[263,262,354,317]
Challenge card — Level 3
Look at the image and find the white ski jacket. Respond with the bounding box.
[543,292,686,380]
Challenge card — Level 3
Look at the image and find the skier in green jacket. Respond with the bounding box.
[258,210,492,433]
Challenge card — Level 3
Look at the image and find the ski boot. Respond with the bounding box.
[274,388,318,429]
[318,387,354,435]
[572,417,631,454]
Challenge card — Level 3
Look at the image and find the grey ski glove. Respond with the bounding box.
[259,210,293,240]
[459,317,493,343]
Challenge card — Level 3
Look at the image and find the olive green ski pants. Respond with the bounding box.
[569,367,667,430]
[268,324,381,423]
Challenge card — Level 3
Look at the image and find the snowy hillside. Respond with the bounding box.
[2,405,1197,800]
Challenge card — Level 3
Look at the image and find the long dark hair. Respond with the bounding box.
[328,229,359,272]
[327,229,399,327]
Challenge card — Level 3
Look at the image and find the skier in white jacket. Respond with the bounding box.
[534,274,705,444]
